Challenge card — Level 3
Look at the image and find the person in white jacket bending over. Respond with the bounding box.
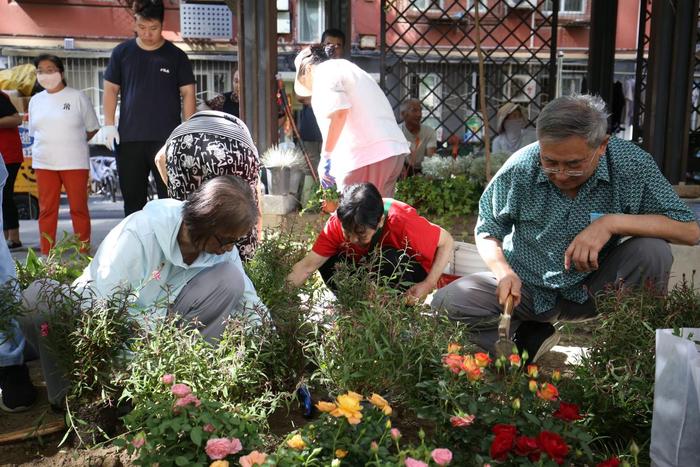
[20,175,264,407]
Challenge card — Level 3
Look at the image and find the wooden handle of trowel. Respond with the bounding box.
[497,295,514,339]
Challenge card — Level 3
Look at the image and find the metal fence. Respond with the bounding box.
[380,0,561,145]
[689,6,700,182]
[632,0,651,143]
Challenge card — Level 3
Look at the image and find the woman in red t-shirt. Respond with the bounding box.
[0,91,24,249]
[287,183,454,302]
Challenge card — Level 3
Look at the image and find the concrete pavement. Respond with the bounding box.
[9,195,125,262]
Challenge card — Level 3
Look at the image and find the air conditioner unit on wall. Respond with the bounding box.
[180,2,233,40]
[505,0,537,9]
[508,75,537,102]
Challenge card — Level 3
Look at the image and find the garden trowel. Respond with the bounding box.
[494,295,515,358]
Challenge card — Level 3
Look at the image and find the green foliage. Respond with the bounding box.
[0,280,22,340]
[40,284,136,401]
[468,153,510,184]
[14,234,90,289]
[244,230,319,389]
[116,382,261,467]
[562,280,700,464]
[395,175,480,221]
[307,255,468,408]
[122,317,283,427]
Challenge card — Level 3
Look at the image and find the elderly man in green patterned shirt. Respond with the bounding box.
[433,94,700,363]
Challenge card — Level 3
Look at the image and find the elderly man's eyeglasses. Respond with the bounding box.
[213,233,238,248]
[539,150,597,177]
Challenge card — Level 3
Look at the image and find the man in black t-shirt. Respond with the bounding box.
[102,0,196,216]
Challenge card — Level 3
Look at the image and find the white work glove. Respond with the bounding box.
[102,125,120,152]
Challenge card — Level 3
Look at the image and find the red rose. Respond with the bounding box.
[597,457,621,467]
[514,435,539,458]
[537,431,569,465]
[490,433,515,461]
[492,424,517,438]
[553,402,583,422]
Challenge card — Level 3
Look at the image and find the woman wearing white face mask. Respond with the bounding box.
[491,103,537,156]
[29,55,100,255]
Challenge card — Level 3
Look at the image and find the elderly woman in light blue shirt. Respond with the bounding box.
[20,175,265,406]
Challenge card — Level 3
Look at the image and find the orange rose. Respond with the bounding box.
[526,364,538,378]
[474,352,492,368]
[528,379,538,393]
[508,354,522,367]
[442,353,464,374]
[537,382,559,401]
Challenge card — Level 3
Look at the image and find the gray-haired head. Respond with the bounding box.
[400,98,422,115]
[536,94,609,148]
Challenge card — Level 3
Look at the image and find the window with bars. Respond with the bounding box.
[411,0,445,11]
[466,0,490,14]
[543,0,585,14]
[297,0,325,43]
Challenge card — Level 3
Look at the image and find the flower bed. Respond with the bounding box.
[5,231,699,466]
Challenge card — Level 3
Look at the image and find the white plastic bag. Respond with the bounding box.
[650,328,700,467]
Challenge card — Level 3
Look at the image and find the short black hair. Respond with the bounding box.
[321,28,346,47]
[183,175,258,249]
[133,0,164,23]
[34,54,68,86]
[336,183,384,234]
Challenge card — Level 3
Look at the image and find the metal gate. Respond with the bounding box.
[689,6,700,182]
[380,0,560,146]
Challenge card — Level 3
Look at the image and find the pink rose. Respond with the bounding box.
[203,423,215,433]
[131,435,145,449]
[228,438,243,455]
[450,414,476,427]
[174,393,201,408]
[405,458,428,467]
[152,270,161,280]
[205,438,234,460]
[171,383,191,398]
[390,428,401,440]
[161,374,175,385]
[40,322,49,337]
[431,448,453,465]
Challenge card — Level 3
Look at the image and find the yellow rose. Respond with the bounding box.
[316,401,337,413]
[369,393,392,415]
[331,394,363,424]
[335,449,348,458]
[209,462,229,467]
[447,342,462,353]
[346,391,363,401]
[286,433,306,450]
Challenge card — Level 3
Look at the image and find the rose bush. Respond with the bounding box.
[115,377,261,466]
[416,345,624,465]
[267,391,453,466]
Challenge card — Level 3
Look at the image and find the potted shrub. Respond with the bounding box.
[261,144,305,195]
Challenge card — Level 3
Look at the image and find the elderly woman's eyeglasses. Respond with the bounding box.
[213,233,238,248]
[539,150,597,177]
